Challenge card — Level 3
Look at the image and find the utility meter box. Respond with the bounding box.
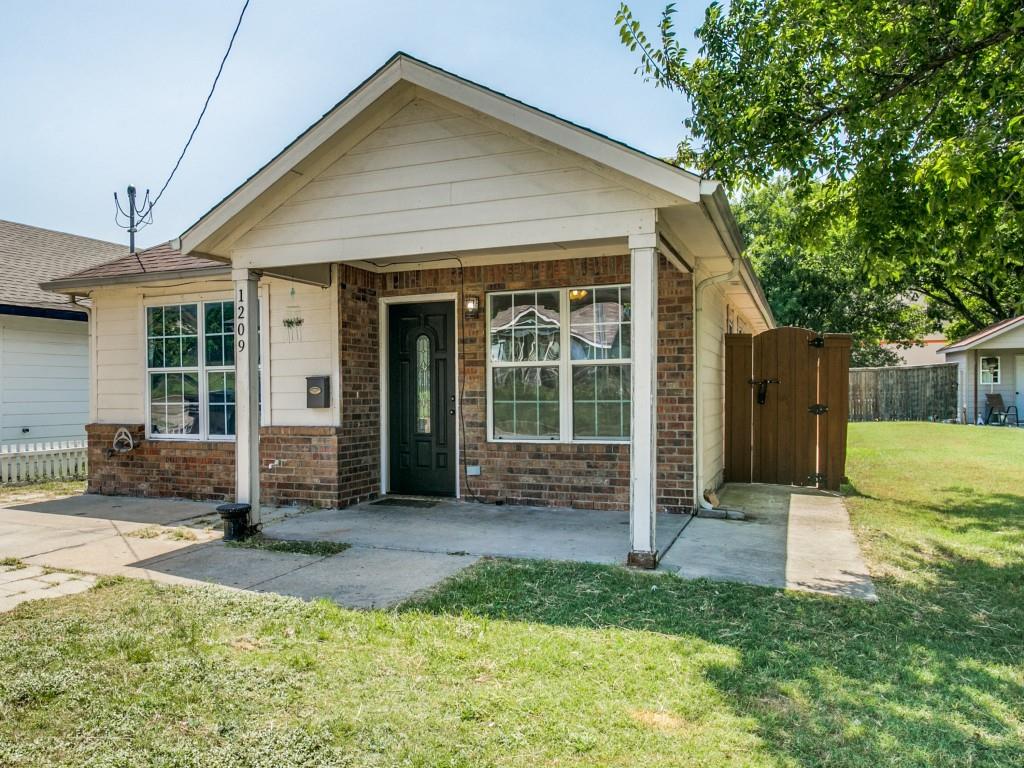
[306,376,330,408]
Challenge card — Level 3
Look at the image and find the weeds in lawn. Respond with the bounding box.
[0,424,1020,767]
[226,534,350,557]
[127,525,199,542]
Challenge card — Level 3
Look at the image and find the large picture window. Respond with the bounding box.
[487,285,631,442]
[146,299,239,440]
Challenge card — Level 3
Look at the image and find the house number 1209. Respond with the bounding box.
[237,288,247,351]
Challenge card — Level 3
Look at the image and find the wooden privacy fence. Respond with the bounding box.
[0,440,88,483]
[848,363,958,422]
[725,327,851,491]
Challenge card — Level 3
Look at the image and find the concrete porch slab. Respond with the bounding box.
[263,498,689,565]
[2,492,686,610]
[659,484,877,601]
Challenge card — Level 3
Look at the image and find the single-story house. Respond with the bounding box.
[43,53,773,566]
[0,219,125,444]
[942,316,1024,424]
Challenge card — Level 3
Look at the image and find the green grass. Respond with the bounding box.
[226,534,351,557]
[0,423,1021,766]
[0,479,85,505]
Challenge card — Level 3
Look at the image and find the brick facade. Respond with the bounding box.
[86,424,342,507]
[86,254,695,513]
[342,254,694,512]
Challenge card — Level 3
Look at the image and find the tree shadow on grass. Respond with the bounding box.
[407,533,1023,766]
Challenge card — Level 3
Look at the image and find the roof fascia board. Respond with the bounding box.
[180,61,406,256]
[42,266,231,294]
[0,304,88,322]
[941,316,1024,352]
[739,258,776,328]
[400,57,702,203]
[699,182,743,260]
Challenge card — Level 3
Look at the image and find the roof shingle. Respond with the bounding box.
[55,241,224,283]
[0,220,127,311]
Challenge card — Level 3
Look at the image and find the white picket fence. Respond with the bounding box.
[0,440,89,483]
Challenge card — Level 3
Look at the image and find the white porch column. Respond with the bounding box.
[628,235,658,568]
[233,268,261,525]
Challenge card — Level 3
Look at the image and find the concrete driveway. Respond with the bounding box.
[0,493,689,610]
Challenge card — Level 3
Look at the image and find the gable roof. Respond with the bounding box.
[41,241,227,293]
[941,315,1024,353]
[0,220,126,313]
[179,52,716,258]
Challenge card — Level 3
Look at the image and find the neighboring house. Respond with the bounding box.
[0,220,125,445]
[43,53,773,567]
[941,316,1024,424]
[882,332,949,366]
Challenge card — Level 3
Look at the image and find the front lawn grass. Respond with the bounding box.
[0,423,1021,767]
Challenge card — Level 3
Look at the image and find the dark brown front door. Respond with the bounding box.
[387,301,456,496]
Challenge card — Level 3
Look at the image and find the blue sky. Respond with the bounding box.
[0,1,702,247]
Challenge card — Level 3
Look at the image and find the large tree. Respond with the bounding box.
[735,180,929,367]
[616,0,1024,337]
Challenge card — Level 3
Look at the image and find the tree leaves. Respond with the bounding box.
[616,0,1024,336]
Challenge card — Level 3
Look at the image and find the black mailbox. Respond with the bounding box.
[306,376,330,408]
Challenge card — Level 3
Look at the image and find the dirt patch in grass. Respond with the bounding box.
[0,479,85,506]
[226,534,350,557]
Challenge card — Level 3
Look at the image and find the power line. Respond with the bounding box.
[150,0,251,210]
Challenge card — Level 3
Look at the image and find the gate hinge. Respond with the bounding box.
[808,336,825,348]
[808,403,829,415]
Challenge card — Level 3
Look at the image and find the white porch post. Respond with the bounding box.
[233,268,261,525]
[628,235,658,568]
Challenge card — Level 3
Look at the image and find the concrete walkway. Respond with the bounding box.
[659,484,877,601]
[0,495,475,610]
[0,563,96,612]
[0,494,688,610]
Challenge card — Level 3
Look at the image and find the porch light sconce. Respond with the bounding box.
[464,295,481,320]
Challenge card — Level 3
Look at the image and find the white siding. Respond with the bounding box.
[697,282,766,494]
[234,98,658,263]
[948,347,1022,423]
[699,284,728,491]
[91,275,338,429]
[0,315,90,444]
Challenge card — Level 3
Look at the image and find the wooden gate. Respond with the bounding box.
[725,327,851,491]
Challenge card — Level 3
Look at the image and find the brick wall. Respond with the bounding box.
[337,266,382,506]
[359,254,694,512]
[86,424,341,507]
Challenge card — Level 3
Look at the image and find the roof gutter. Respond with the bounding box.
[41,265,231,295]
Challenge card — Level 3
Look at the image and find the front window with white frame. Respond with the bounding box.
[980,356,1000,384]
[146,299,239,440]
[487,285,631,442]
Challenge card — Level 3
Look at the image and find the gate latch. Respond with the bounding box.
[808,336,825,348]
[808,403,829,415]
[749,378,780,405]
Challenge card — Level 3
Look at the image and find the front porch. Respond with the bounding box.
[263,496,690,565]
